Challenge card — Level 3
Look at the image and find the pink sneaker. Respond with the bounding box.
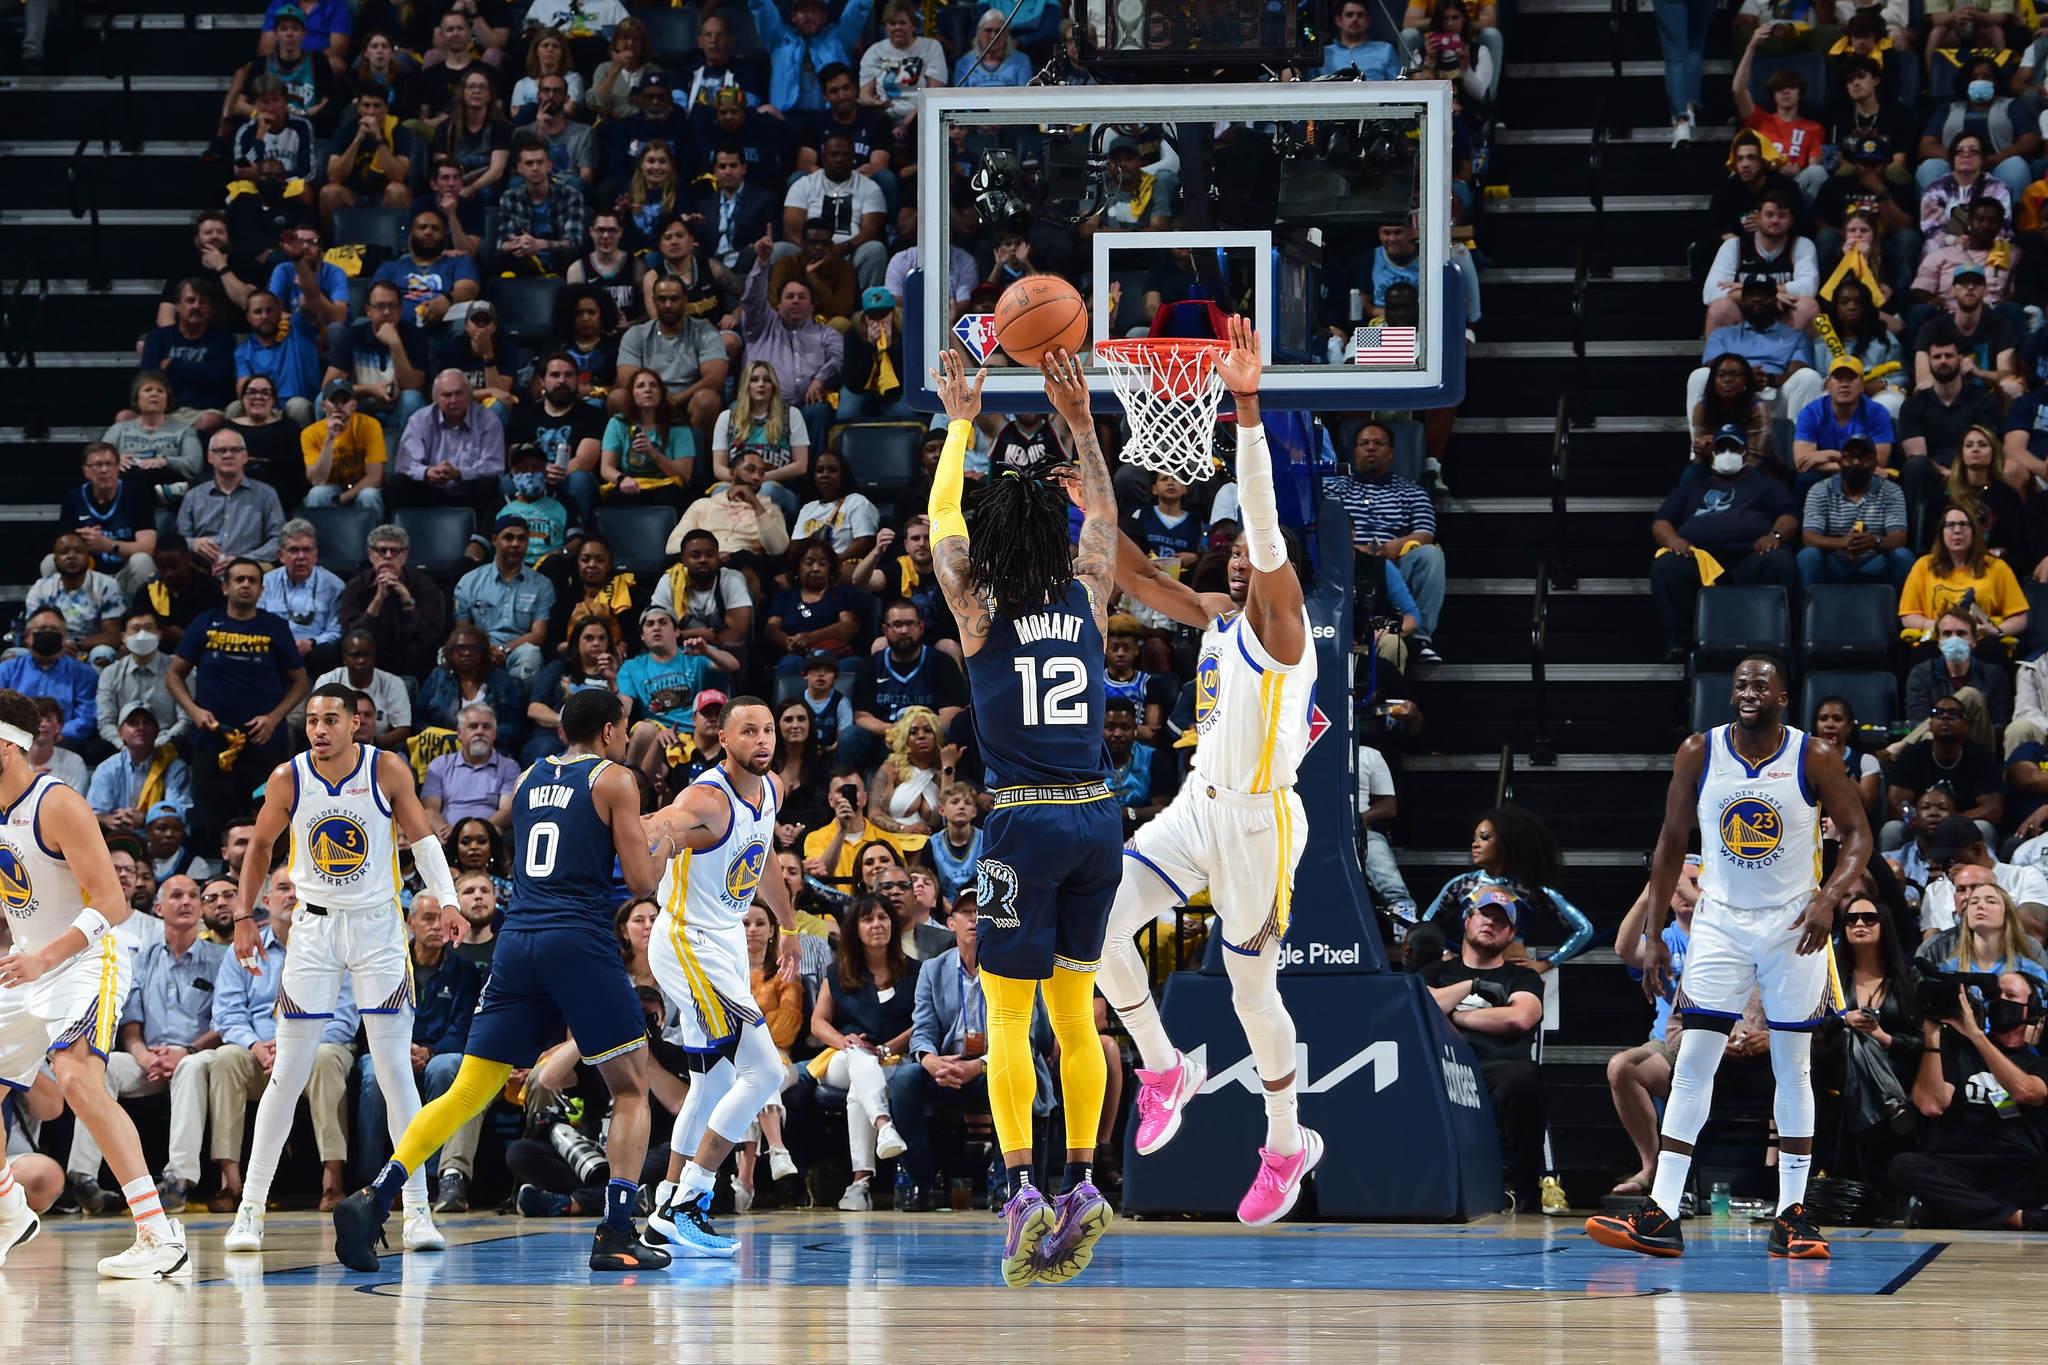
[1237,1127,1324,1226]
[1131,1051,1207,1156]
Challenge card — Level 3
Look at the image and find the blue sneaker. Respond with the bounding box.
[516,1183,571,1218]
[1035,1182,1114,1285]
[999,1186,1056,1288]
[647,1191,738,1258]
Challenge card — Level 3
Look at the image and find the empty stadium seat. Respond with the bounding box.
[330,206,408,264]
[838,423,923,492]
[593,505,677,575]
[639,5,699,63]
[1691,585,1789,671]
[393,507,477,584]
[1802,583,1896,671]
[298,505,378,578]
[486,276,562,349]
[1800,670,1898,730]
[1690,671,1735,733]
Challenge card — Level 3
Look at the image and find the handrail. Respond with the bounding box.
[1493,742,1515,808]
[1609,0,1627,83]
[1549,393,1576,590]
[66,136,111,293]
[1529,571,1556,767]
[1,268,54,440]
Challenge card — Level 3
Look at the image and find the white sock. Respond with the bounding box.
[678,1159,716,1200]
[0,1160,16,1201]
[1650,1150,1693,1221]
[1263,1086,1302,1157]
[1777,1152,1813,1214]
[654,1178,676,1211]
[1099,927,1177,1073]
[243,1017,321,1208]
[120,1174,174,1240]
[363,1013,429,1205]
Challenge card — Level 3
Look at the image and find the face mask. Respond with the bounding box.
[29,630,64,658]
[511,471,547,497]
[1711,450,1745,476]
[1988,998,2033,1033]
[126,631,159,658]
[1939,634,1973,666]
[1968,79,1995,102]
[1840,465,1873,493]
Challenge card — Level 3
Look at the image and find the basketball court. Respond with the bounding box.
[3,1211,2024,1362]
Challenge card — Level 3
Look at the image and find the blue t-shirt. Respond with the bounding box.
[235,326,321,403]
[1129,504,1204,561]
[140,325,238,411]
[1655,469,1798,558]
[265,259,349,319]
[62,477,152,575]
[1319,39,1402,81]
[766,586,858,657]
[496,496,569,566]
[616,649,713,727]
[1626,920,1693,1044]
[174,606,301,727]
[370,253,481,324]
[2001,388,2048,464]
[1370,246,1422,307]
[1792,395,1897,453]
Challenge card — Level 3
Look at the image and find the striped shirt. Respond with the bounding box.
[1800,474,1909,537]
[1326,472,1437,545]
[173,476,286,563]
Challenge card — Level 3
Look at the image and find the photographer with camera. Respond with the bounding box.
[1886,971,2048,1229]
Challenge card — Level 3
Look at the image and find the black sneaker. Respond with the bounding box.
[69,1176,123,1216]
[1767,1202,1830,1259]
[592,1220,672,1272]
[332,1190,389,1273]
[432,1170,469,1215]
[1584,1203,1684,1258]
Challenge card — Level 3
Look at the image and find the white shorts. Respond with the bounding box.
[1111,781,1308,954]
[1676,895,1833,1030]
[279,903,412,1019]
[0,939,128,1089]
[650,912,761,1053]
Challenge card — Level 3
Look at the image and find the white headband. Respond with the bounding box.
[0,722,33,752]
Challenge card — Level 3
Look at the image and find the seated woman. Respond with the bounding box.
[540,532,638,659]
[712,361,811,516]
[1809,276,1905,419]
[731,903,804,1211]
[1899,502,2029,652]
[445,815,514,909]
[1917,131,2018,242]
[616,895,658,991]
[1916,880,2048,987]
[764,540,863,676]
[1689,354,1772,471]
[807,895,921,1211]
[526,617,628,761]
[865,706,944,837]
[1810,693,1884,819]
[1946,425,2029,567]
[617,139,683,254]
[789,449,882,568]
[417,624,526,750]
[550,286,620,394]
[601,370,695,507]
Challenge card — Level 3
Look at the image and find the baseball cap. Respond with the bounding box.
[1107,134,1140,155]
[1953,261,1988,283]
[1827,355,1864,378]
[1464,886,1518,926]
[801,649,840,673]
[861,285,896,314]
[1739,274,1777,295]
[696,689,729,714]
[640,71,674,93]
[1845,131,1889,164]
[321,377,355,404]
[147,801,185,825]
[492,514,530,536]
[467,300,496,322]
[1928,815,1986,862]
[1841,433,1876,456]
[507,441,546,467]
[271,3,307,25]
[1711,423,1747,451]
[121,702,159,725]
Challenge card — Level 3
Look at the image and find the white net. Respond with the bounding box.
[1094,339,1230,485]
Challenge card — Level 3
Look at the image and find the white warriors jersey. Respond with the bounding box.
[1696,724,1821,910]
[287,744,402,913]
[0,775,89,956]
[656,766,777,934]
[1190,607,1319,795]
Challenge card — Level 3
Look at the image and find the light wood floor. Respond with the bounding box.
[1,1210,2033,1363]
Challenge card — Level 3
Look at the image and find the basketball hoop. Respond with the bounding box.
[1094,338,1232,485]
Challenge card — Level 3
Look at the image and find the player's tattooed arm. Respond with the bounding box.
[1043,349,1119,630]
[931,536,992,643]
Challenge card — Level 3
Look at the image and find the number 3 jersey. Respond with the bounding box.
[965,578,1109,789]
[1190,607,1318,796]
[1696,724,1820,910]
[286,745,401,913]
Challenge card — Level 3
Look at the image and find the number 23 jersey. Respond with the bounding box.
[1696,724,1820,910]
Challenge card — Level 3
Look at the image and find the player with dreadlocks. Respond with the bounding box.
[928,346,1122,1287]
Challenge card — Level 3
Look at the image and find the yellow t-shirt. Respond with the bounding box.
[801,821,928,892]
[301,411,387,489]
[1900,553,2027,626]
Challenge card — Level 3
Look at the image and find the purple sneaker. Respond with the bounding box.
[1035,1181,1114,1286]
[998,1186,1056,1288]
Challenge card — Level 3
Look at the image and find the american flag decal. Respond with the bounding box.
[1352,326,1418,366]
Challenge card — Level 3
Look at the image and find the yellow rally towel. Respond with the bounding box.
[407,727,459,785]
[1818,250,1883,305]
[138,742,178,810]
[216,728,248,772]
[1656,545,1725,586]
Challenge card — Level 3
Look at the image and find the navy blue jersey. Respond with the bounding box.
[508,753,623,933]
[966,579,1109,788]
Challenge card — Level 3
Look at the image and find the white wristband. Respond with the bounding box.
[71,906,112,951]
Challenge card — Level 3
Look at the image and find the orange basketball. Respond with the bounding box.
[993,275,1089,368]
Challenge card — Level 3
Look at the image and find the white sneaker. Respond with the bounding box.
[403,1205,446,1252]
[733,1182,754,1214]
[838,1177,872,1212]
[1671,115,1694,147]
[768,1148,797,1182]
[0,1181,41,1268]
[222,1202,265,1253]
[98,1218,192,1279]
[875,1122,907,1161]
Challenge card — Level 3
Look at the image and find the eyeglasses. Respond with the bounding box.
[369,544,404,557]
[1931,708,1964,720]
[1841,911,1881,926]
[200,890,237,904]
[873,880,912,893]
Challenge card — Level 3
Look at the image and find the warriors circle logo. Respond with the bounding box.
[1717,794,1784,867]
[309,813,370,884]
[1194,654,1222,730]
[726,839,768,902]
[976,859,1021,929]
[0,845,33,915]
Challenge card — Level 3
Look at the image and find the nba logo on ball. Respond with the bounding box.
[725,839,767,903]
[309,813,370,884]
[0,845,33,916]
[1716,792,1784,867]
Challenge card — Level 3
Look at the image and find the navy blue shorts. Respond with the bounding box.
[466,926,649,1068]
[973,795,1123,980]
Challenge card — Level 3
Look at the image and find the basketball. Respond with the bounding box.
[993,275,1089,368]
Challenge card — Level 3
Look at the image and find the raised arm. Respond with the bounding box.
[1041,347,1116,632]
[926,348,992,653]
[1114,529,1231,628]
[1215,316,1305,665]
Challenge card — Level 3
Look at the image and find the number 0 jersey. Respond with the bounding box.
[286,745,401,913]
[1696,724,1820,910]
[964,578,1109,789]
[1189,608,1318,796]
[510,752,623,933]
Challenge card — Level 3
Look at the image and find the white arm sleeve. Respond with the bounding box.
[410,834,460,909]
[1235,422,1287,573]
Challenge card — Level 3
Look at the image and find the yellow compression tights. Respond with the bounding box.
[392,1056,512,1174]
[981,967,1109,1161]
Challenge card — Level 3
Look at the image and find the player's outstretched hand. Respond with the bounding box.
[1041,346,1093,425]
[931,348,986,423]
[1218,314,1263,396]
[1791,888,1839,956]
